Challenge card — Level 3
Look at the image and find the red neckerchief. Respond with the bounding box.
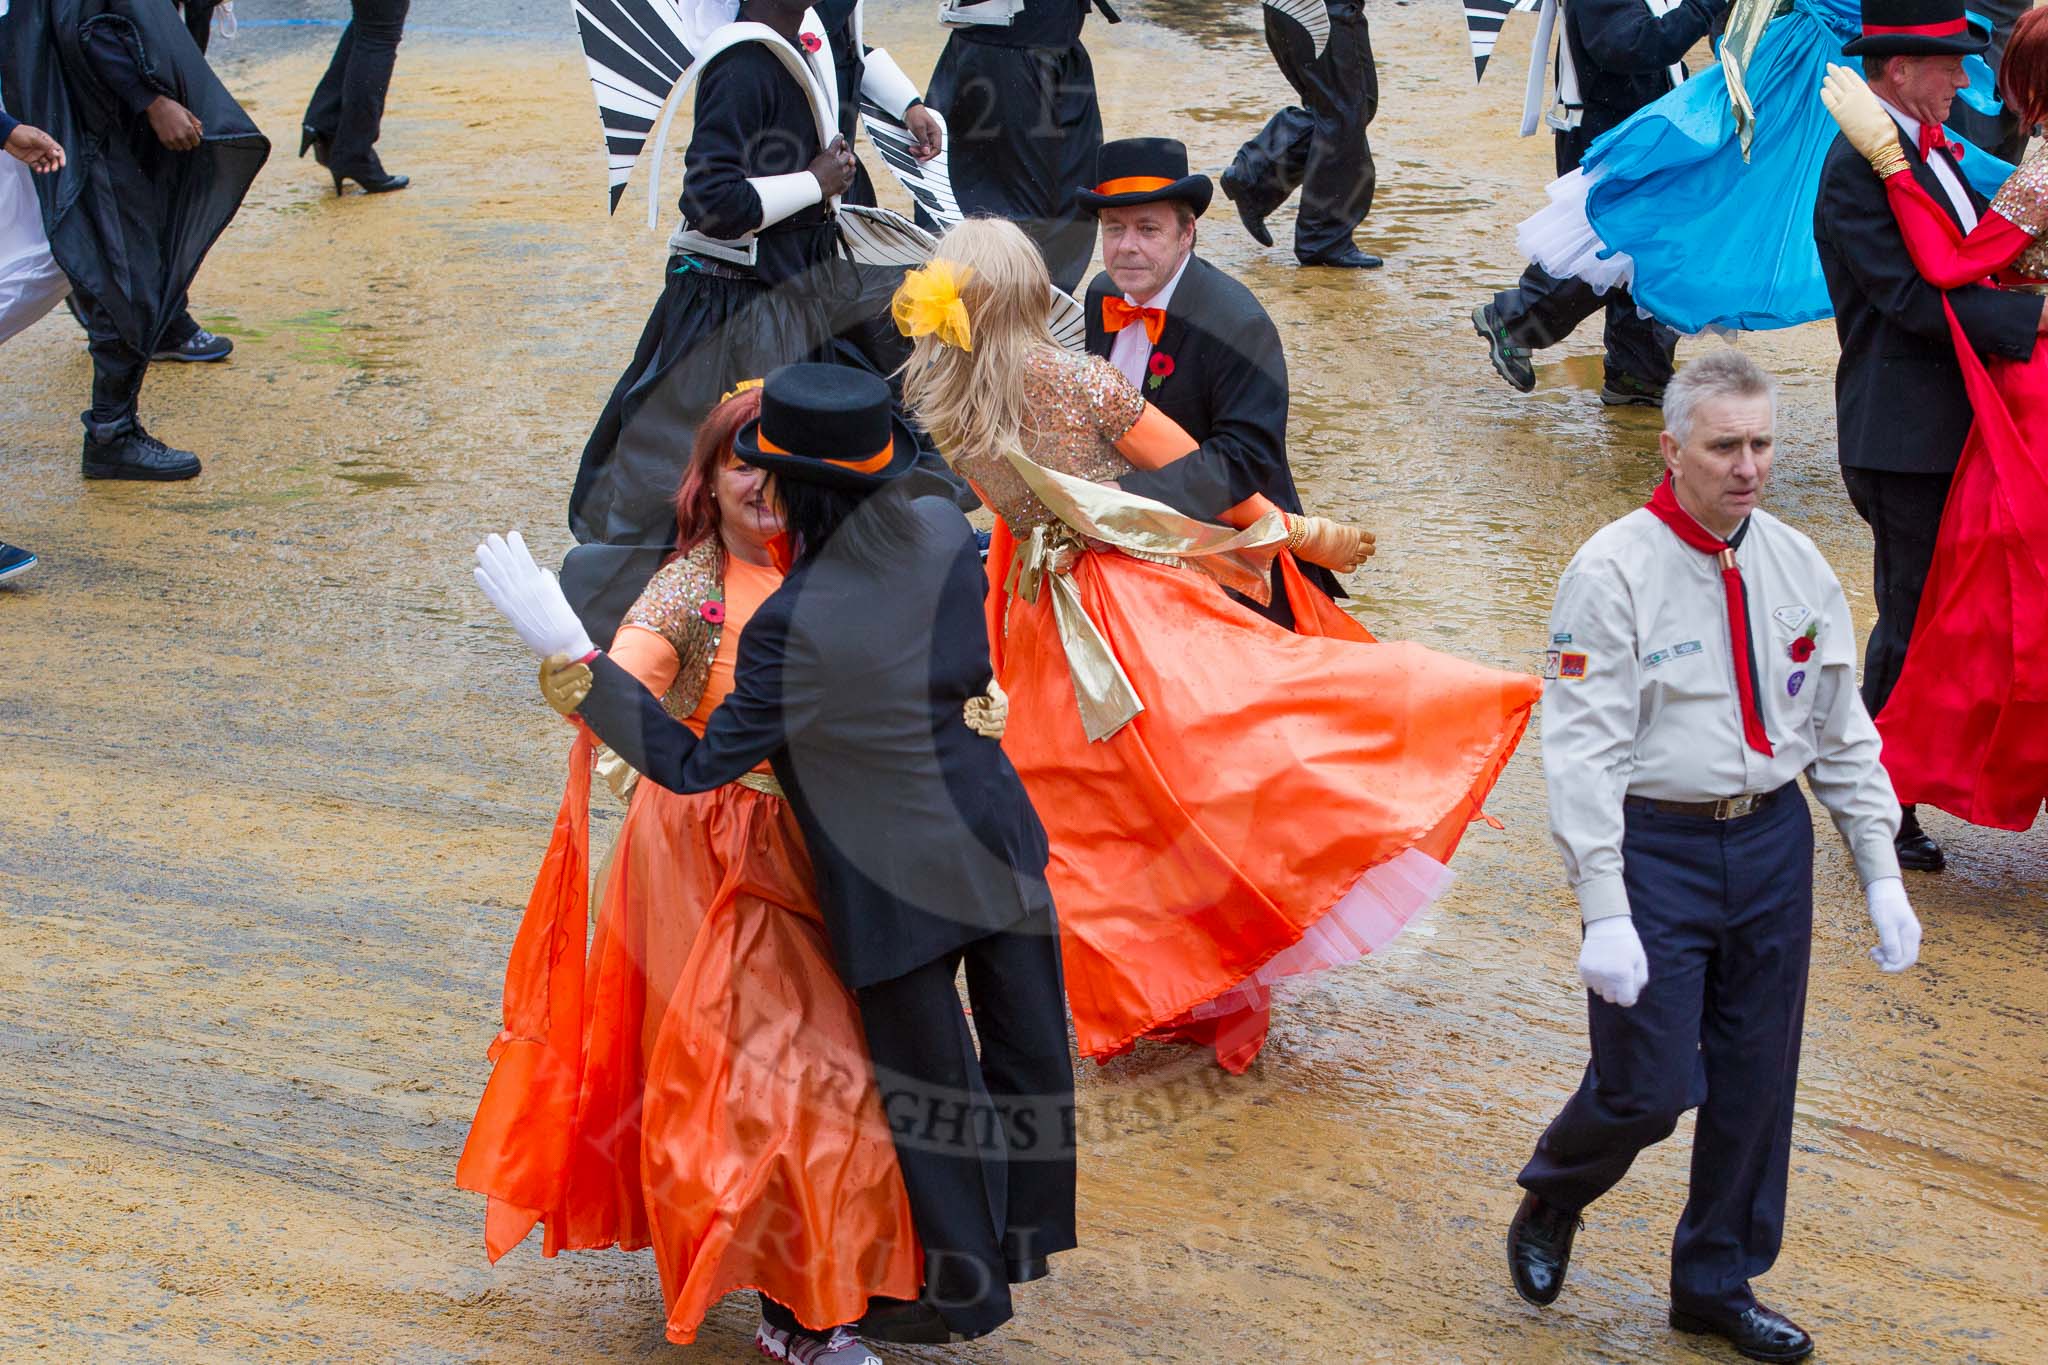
[1645,475,1774,758]
[1917,121,1964,164]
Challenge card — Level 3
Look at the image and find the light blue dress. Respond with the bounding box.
[1575,0,2009,333]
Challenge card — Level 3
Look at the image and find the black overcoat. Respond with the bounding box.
[577,483,1053,990]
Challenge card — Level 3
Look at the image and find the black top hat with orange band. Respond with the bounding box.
[1075,137,1213,216]
[733,363,922,492]
[1842,0,1989,57]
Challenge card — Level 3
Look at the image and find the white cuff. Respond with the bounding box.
[1851,831,1903,889]
[1574,873,1632,925]
[860,47,924,120]
[748,171,824,229]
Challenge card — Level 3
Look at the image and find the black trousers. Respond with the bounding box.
[68,281,149,437]
[1519,786,1813,1318]
[179,0,217,55]
[854,897,1076,1341]
[1226,0,1377,261]
[303,0,410,175]
[924,37,1102,294]
[1841,465,1954,721]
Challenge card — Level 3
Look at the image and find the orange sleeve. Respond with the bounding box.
[1114,402,1284,530]
[609,625,682,698]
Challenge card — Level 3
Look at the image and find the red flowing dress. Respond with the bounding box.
[963,349,1541,1073]
[457,549,920,1342]
[1862,151,2048,830]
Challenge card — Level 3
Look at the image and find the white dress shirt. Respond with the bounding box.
[1108,251,1193,390]
[1876,93,1979,233]
[1542,506,1903,924]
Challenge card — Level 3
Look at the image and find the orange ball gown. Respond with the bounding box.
[961,348,1542,1073]
[456,546,920,1343]
[1857,150,2048,830]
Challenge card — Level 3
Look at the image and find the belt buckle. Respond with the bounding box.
[1713,794,1760,821]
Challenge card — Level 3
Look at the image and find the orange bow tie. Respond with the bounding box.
[1102,296,1167,344]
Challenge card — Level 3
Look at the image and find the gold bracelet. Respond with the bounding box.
[1285,515,1308,552]
[1870,145,1909,180]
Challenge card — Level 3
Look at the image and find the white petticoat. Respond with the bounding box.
[0,156,69,348]
[1516,166,1638,297]
[1185,847,1455,1021]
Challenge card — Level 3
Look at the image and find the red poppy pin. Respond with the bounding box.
[799,31,822,52]
[1787,622,1817,662]
[1146,351,1175,391]
[699,600,726,625]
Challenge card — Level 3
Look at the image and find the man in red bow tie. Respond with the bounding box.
[1078,136,1351,632]
[1813,0,2047,873]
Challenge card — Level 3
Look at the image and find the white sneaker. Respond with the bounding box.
[755,1320,884,1365]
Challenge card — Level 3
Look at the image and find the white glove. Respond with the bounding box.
[1865,876,1922,973]
[472,532,595,661]
[1578,916,1649,1008]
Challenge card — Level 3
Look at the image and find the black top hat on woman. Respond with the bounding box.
[1842,0,1990,57]
[1075,137,1214,217]
[734,363,923,492]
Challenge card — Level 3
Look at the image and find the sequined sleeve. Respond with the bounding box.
[619,540,720,719]
[1991,145,2048,238]
[1079,354,1145,444]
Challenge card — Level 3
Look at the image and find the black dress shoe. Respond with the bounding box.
[81,426,202,481]
[1670,1302,1814,1362]
[299,124,332,166]
[1472,302,1537,393]
[1301,245,1383,268]
[1896,805,1945,872]
[1219,172,1274,248]
[332,167,410,195]
[1506,1191,1580,1306]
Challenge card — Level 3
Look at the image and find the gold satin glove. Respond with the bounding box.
[964,677,1009,740]
[1286,514,1376,574]
[539,652,593,717]
[594,743,641,804]
[1821,64,1909,179]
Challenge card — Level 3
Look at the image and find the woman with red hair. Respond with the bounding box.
[457,385,919,1361]
[1821,29,2048,830]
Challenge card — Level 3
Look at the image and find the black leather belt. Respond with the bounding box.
[1624,784,1787,822]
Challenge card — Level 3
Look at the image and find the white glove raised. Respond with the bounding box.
[1578,916,1649,1008]
[473,532,595,661]
[1865,876,1922,973]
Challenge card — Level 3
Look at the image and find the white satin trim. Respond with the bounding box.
[1517,166,1638,296]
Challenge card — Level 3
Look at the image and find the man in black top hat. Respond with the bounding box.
[1470,0,1729,407]
[477,363,1076,1347]
[922,0,1118,293]
[1222,0,1382,269]
[1077,137,1350,630]
[1813,0,2043,873]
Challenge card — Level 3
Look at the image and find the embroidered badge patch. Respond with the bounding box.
[1773,604,1812,634]
[1787,669,1806,697]
[1674,640,1703,658]
[1558,651,1589,680]
[1643,640,1702,669]
[1542,650,1560,680]
[1552,632,1573,645]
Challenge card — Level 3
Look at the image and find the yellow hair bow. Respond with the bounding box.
[892,261,974,352]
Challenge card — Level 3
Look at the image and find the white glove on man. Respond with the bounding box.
[473,532,594,661]
[1578,916,1649,1007]
[1865,876,1922,973]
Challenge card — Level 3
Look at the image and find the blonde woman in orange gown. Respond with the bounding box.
[897,219,1544,1074]
[457,388,919,1356]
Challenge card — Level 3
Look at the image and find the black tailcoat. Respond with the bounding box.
[1083,253,1341,624]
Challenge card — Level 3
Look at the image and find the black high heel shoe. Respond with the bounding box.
[331,168,410,195]
[298,124,332,166]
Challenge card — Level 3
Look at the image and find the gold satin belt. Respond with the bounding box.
[736,771,786,800]
[999,447,1288,743]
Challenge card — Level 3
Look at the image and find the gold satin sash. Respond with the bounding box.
[998,447,1288,743]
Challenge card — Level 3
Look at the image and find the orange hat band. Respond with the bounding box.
[757,430,896,474]
[1092,175,1177,197]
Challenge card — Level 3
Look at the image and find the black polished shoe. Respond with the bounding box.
[1896,805,1946,872]
[299,124,332,166]
[332,167,410,195]
[1600,371,1667,407]
[1670,1302,1814,1362]
[1219,173,1275,248]
[1506,1192,1580,1307]
[0,541,38,585]
[81,425,202,481]
[1301,244,1384,269]
[1472,302,1537,393]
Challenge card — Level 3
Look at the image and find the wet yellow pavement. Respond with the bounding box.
[1,5,2043,1362]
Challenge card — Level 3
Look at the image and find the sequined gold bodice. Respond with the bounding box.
[1991,143,2048,285]
[952,348,1146,536]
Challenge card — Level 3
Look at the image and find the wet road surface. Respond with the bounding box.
[2,3,2044,1361]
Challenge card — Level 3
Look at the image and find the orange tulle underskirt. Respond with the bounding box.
[458,752,919,1342]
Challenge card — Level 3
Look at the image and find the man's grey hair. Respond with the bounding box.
[1663,347,1777,445]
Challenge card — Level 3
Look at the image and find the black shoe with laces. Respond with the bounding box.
[1506,1191,1580,1306]
[154,327,234,362]
[82,424,202,481]
[1599,371,1667,407]
[1670,1301,1814,1362]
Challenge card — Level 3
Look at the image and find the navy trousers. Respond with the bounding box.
[1520,784,1814,1317]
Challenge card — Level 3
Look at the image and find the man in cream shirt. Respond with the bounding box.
[1504,349,1921,1364]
